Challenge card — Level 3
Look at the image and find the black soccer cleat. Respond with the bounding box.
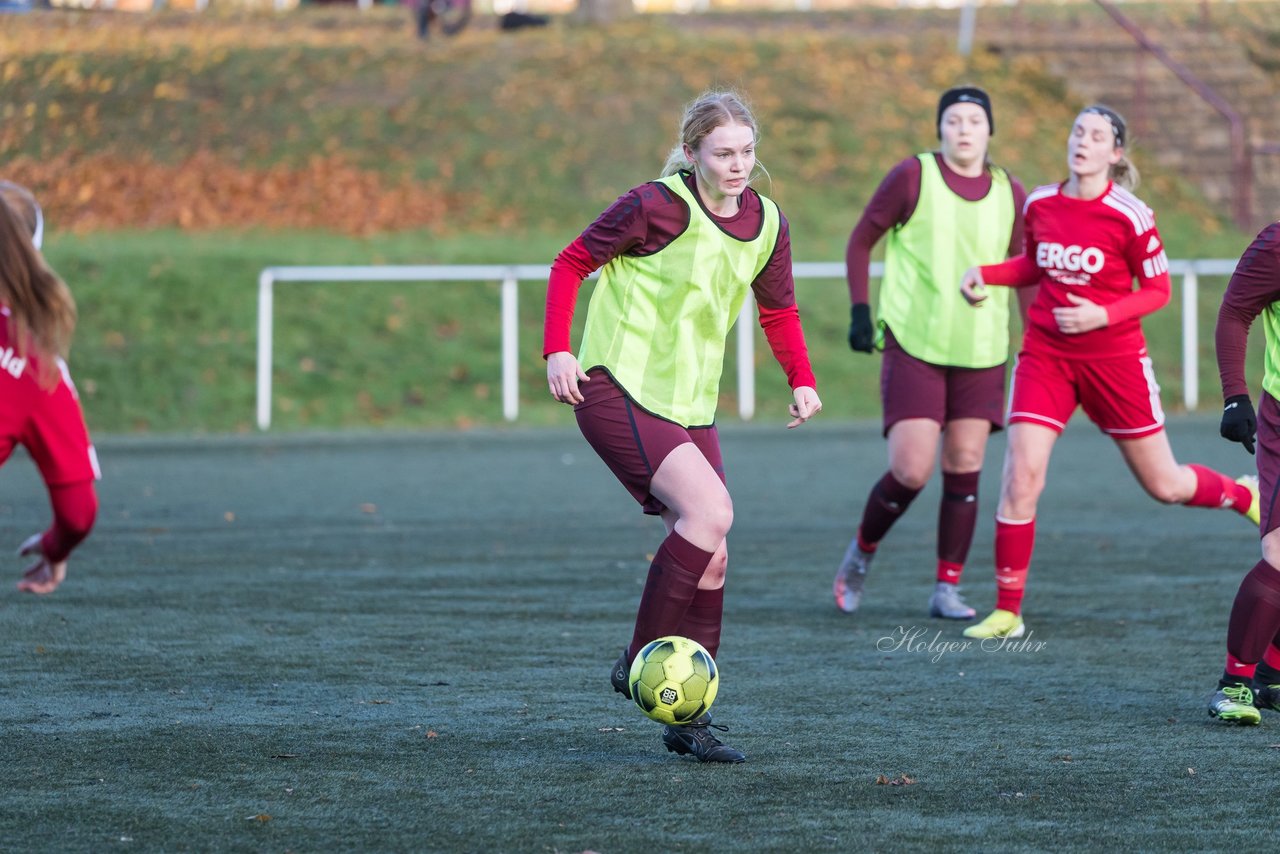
[610,647,631,700]
[661,713,746,763]
[1254,683,1280,713]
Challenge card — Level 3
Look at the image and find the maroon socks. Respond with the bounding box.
[629,530,715,658]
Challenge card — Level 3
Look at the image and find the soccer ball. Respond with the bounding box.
[628,636,719,725]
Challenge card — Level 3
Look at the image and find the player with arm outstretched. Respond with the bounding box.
[958,106,1256,640]
[544,91,821,763]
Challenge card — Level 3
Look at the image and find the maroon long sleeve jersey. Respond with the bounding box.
[845,152,1028,305]
[1218,222,1280,400]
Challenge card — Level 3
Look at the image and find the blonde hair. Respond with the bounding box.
[0,181,42,245]
[0,182,76,387]
[1110,153,1139,191]
[660,90,767,186]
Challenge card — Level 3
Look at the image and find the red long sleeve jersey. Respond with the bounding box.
[980,181,1172,360]
[543,173,816,391]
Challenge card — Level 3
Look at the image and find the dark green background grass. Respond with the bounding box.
[8,4,1274,433]
[1,417,1277,851]
[43,230,1266,435]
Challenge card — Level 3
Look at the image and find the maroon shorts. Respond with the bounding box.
[1007,346,1165,438]
[880,328,1006,437]
[574,369,725,515]
[1256,392,1280,535]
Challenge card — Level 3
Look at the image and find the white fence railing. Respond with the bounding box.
[255,259,1238,430]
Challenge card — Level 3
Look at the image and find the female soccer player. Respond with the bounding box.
[544,91,821,763]
[0,181,99,595]
[1206,221,1280,724]
[835,85,1027,621]
[958,106,1256,640]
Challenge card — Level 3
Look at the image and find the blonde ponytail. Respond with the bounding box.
[1110,153,1140,191]
[660,145,696,178]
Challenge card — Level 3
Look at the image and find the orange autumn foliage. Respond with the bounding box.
[5,150,466,235]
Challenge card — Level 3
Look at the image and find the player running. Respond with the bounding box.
[958,106,1257,640]
[1207,221,1280,724]
[544,91,821,763]
[0,181,99,595]
[835,85,1027,621]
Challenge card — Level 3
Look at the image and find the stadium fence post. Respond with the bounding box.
[256,269,275,431]
[1181,266,1198,412]
[502,270,519,422]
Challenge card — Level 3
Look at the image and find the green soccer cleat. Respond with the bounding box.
[1209,683,1262,725]
[1237,475,1261,526]
[962,608,1025,639]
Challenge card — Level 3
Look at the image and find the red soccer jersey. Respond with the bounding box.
[0,308,99,487]
[980,181,1171,360]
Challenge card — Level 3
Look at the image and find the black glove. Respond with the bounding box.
[1221,393,1257,455]
[848,303,874,353]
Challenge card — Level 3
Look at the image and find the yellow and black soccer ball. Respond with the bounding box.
[628,636,719,725]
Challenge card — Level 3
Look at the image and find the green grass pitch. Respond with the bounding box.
[1,417,1276,851]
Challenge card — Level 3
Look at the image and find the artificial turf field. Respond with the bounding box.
[2,416,1278,852]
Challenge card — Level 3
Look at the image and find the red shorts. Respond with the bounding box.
[1256,392,1280,535]
[0,351,99,486]
[1006,347,1165,438]
[575,369,725,515]
[880,327,1006,436]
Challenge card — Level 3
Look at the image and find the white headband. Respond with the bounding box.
[31,201,43,250]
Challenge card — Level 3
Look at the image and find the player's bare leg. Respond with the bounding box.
[1116,432,1256,523]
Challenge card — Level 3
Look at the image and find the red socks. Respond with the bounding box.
[1186,464,1253,515]
[993,516,1035,614]
[937,560,964,585]
[1225,653,1257,682]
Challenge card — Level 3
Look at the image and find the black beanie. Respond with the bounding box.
[937,86,993,139]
